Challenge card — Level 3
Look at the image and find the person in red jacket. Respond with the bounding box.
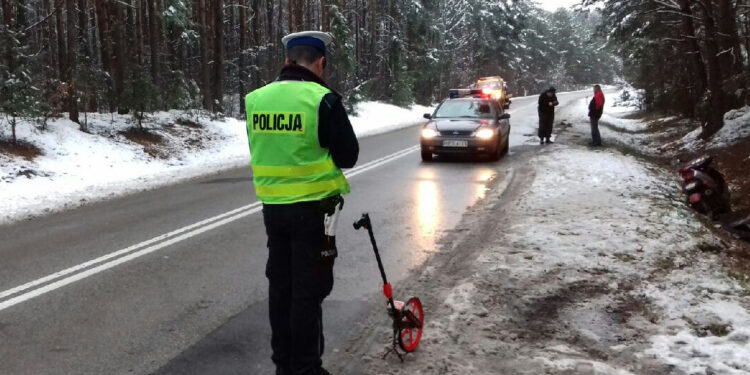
[588,85,605,147]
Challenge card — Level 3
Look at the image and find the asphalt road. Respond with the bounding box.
[0,90,592,375]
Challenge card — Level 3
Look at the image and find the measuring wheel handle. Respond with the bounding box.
[352,213,371,231]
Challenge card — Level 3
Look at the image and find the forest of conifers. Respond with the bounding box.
[0,1,616,130]
[591,0,750,138]
[1,0,748,139]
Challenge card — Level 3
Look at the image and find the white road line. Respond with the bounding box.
[0,202,262,301]
[0,144,420,312]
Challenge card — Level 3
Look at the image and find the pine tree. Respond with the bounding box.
[326,1,357,108]
[121,68,159,130]
[1,0,43,144]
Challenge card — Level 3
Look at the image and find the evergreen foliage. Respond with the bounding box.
[121,68,159,130]
[0,0,622,138]
[587,0,750,138]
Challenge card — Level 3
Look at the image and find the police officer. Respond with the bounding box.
[245,31,359,375]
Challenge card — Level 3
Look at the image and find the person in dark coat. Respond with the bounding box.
[538,87,559,144]
[588,85,605,147]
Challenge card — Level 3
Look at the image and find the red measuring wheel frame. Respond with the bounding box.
[398,297,424,352]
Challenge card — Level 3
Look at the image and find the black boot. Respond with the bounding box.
[545,138,553,144]
[539,138,544,145]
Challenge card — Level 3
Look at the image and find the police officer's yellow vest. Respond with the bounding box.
[245,80,350,204]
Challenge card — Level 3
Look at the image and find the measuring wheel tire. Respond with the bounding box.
[398,297,424,352]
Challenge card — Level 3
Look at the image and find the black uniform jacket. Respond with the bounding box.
[276,65,359,169]
[538,92,559,116]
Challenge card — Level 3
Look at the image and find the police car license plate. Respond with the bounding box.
[443,140,468,147]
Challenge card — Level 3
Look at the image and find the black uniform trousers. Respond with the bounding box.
[538,111,554,139]
[262,201,334,375]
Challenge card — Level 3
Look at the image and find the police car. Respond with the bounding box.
[420,89,511,162]
[473,76,511,109]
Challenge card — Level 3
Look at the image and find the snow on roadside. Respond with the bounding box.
[0,102,430,224]
[592,86,750,156]
[676,106,750,151]
[0,111,250,224]
[350,101,431,138]
[561,92,679,155]
[351,146,750,374]
[518,149,750,374]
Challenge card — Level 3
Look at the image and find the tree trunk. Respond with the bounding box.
[199,0,211,109]
[288,0,294,32]
[698,2,725,139]
[95,0,116,111]
[147,0,159,85]
[239,0,248,113]
[112,2,127,113]
[55,0,67,79]
[16,0,27,43]
[66,0,80,123]
[369,0,376,78]
[78,0,89,56]
[276,0,283,42]
[321,0,328,32]
[1,0,15,72]
[678,0,706,114]
[265,0,273,41]
[718,0,742,75]
[250,0,261,89]
[213,0,224,112]
[134,0,144,65]
[43,0,58,72]
[94,0,111,73]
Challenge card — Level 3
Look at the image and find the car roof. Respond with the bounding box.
[443,97,491,102]
[478,76,503,81]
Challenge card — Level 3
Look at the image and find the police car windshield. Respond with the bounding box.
[434,100,494,119]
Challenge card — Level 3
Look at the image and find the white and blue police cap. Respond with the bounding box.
[281,31,333,55]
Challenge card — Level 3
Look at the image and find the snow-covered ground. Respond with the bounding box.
[334,144,750,375]
[0,101,430,224]
[674,106,750,151]
[593,87,750,157]
[351,102,432,138]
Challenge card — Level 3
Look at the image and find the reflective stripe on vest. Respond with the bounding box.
[245,80,350,204]
[254,174,348,197]
[251,158,336,177]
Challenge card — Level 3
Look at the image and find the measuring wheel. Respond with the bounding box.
[354,213,426,360]
[398,297,424,352]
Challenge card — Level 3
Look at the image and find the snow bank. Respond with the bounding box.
[350,101,432,138]
[0,102,431,224]
[677,106,750,150]
[595,85,750,154]
[0,112,250,224]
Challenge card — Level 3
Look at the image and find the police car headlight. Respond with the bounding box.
[475,128,495,140]
[421,128,439,139]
